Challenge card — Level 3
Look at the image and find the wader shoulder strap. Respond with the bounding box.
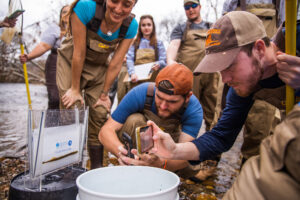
[182,21,191,41]
[144,83,155,110]
[119,13,135,39]
[87,0,105,33]
[86,0,134,38]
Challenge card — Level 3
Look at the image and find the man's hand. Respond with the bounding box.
[119,147,165,167]
[19,54,29,63]
[62,88,84,108]
[117,145,133,165]
[117,145,141,166]
[277,52,300,90]
[148,120,177,160]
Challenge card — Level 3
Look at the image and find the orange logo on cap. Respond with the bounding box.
[205,29,221,48]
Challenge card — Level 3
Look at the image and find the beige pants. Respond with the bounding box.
[56,58,109,147]
[242,100,281,160]
[193,72,222,131]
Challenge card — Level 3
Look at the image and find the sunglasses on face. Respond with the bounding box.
[184,3,198,10]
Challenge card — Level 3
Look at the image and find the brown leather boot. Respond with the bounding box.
[189,159,218,182]
[88,145,104,169]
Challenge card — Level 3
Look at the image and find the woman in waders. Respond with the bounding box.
[56,0,138,169]
[117,15,166,102]
[19,5,70,109]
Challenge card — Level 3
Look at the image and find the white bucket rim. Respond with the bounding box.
[76,166,180,199]
[76,193,180,200]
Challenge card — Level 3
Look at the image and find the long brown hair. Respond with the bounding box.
[133,15,157,48]
[64,0,80,35]
[59,5,70,37]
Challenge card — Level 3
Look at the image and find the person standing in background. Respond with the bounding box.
[167,0,222,133]
[167,0,223,181]
[222,0,285,36]
[117,15,166,103]
[19,5,70,109]
[56,0,138,169]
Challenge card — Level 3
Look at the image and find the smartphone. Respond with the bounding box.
[136,125,154,154]
[8,9,25,19]
[122,132,134,159]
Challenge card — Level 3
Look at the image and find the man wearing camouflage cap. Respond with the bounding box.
[221,0,286,165]
[151,11,300,199]
[99,63,203,178]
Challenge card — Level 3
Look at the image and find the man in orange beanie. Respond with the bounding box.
[99,63,203,178]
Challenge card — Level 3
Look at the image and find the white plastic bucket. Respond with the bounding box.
[76,166,180,200]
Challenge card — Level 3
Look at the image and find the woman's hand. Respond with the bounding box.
[94,93,111,112]
[130,73,138,83]
[19,54,29,63]
[152,64,160,71]
[62,88,84,108]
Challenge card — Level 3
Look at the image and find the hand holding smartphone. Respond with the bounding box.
[136,125,154,154]
[122,132,134,159]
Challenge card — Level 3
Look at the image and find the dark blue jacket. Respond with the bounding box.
[191,22,300,162]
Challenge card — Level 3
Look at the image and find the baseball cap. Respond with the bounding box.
[155,63,193,95]
[184,0,199,5]
[194,11,267,74]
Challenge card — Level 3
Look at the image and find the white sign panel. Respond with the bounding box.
[32,124,81,177]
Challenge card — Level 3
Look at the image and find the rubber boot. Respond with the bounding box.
[88,145,104,169]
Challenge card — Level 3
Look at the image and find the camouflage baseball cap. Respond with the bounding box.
[184,0,200,5]
[194,11,267,74]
